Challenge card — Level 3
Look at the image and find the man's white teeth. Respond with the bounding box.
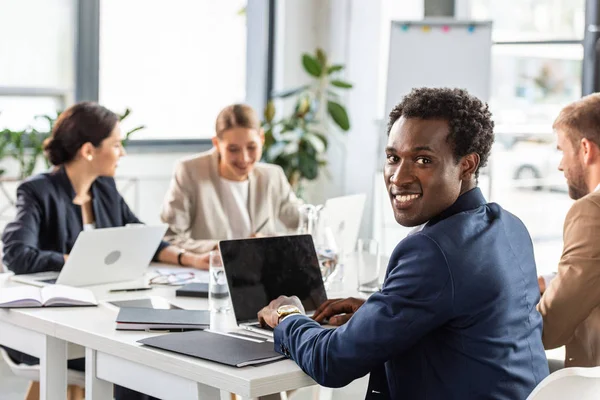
[395,194,420,202]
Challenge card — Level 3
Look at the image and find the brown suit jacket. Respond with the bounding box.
[160,149,301,253]
[538,190,600,367]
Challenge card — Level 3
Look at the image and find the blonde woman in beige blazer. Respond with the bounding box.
[160,104,301,268]
[537,93,600,368]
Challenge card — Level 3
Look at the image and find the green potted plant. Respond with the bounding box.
[261,48,352,198]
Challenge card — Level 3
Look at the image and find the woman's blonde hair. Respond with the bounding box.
[215,104,261,139]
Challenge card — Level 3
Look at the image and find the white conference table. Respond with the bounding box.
[0,256,380,400]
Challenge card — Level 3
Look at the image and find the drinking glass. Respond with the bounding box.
[208,251,231,313]
[356,238,381,293]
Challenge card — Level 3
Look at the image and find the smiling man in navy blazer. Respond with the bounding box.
[258,88,548,399]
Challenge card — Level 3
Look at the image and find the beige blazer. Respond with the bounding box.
[161,149,301,253]
[537,190,600,367]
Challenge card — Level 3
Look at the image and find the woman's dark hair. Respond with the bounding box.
[387,87,495,178]
[215,104,260,139]
[43,102,119,166]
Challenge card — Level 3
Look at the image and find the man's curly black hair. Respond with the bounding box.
[387,87,495,178]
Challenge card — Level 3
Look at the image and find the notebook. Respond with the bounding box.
[109,297,181,310]
[139,330,284,367]
[0,285,98,308]
[175,282,209,298]
[115,308,210,331]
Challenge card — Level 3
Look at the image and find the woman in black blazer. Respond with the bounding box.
[1,102,206,400]
[2,102,209,273]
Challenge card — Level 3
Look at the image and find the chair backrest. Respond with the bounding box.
[527,367,600,400]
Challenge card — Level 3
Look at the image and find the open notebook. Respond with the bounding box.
[0,285,98,308]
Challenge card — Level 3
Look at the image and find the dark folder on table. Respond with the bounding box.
[138,330,285,367]
[175,282,209,298]
[116,308,209,331]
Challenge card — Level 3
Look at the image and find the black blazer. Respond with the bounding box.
[2,167,169,275]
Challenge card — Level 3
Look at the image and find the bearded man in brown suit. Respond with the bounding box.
[538,93,600,369]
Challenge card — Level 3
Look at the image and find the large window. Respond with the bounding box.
[463,0,586,275]
[0,0,75,130]
[99,0,248,141]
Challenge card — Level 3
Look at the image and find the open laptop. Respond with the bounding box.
[323,193,366,255]
[12,225,167,287]
[219,234,328,337]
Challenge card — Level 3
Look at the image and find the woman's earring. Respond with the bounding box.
[87,155,93,161]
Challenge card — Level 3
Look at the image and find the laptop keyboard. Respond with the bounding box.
[247,322,274,331]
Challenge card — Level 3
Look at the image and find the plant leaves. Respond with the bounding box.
[119,108,132,121]
[295,96,311,117]
[298,152,319,180]
[271,85,308,98]
[309,131,328,148]
[302,54,322,77]
[315,48,327,67]
[327,100,350,131]
[304,133,327,154]
[282,141,299,155]
[264,101,276,123]
[327,65,344,74]
[266,141,287,161]
[330,79,353,89]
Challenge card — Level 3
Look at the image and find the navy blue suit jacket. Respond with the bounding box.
[274,188,548,399]
[2,166,169,275]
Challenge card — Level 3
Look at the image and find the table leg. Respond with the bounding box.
[85,348,113,400]
[39,336,67,400]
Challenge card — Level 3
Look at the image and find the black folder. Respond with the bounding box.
[175,282,209,298]
[138,330,285,367]
[116,308,209,331]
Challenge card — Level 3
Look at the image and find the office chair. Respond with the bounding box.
[0,347,85,400]
[527,366,600,400]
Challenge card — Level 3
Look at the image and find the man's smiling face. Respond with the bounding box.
[383,117,466,227]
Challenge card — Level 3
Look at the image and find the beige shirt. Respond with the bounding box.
[160,149,302,253]
[537,190,600,367]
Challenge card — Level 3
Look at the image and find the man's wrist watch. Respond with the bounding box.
[277,305,302,322]
[177,249,186,266]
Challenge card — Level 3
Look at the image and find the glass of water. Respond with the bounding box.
[209,250,231,313]
[356,238,381,293]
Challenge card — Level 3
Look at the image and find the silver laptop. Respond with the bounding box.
[218,235,328,337]
[323,194,366,255]
[12,225,168,287]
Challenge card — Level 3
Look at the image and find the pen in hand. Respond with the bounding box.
[254,217,270,234]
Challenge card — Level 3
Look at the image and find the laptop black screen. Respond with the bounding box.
[219,235,328,324]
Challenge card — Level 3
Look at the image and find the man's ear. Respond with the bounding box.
[581,138,599,166]
[259,128,265,145]
[460,153,480,181]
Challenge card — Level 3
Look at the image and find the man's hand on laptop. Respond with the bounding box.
[312,297,365,326]
[257,295,305,329]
